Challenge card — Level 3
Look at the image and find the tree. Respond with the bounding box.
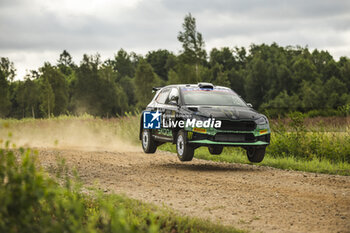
[146,49,175,81]
[177,13,207,68]
[311,49,339,82]
[1,42,350,119]
[73,54,103,115]
[119,76,136,107]
[260,91,300,115]
[338,57,350,90]
[233,46,247,69]
[209,47,236,71]
[210,63,230,87]
[323,76,348,108]
[168,63,206,84]
[244,56,269,108]
[292,51,318,84]
[40,76,55,118]
[113,49,135,78]
[98,65,128,116]
[134,60,161,108]
[300,78,325,111]
[57,51,77,114]
[57,50,75,76]
[167,69,181,84]
[0,57,15,117]
[98,65,117,83]
[0,57,16,81]
[15,78,40,118]
[40,63,68,116]
[227,68,245,97]
[72,54,129,117]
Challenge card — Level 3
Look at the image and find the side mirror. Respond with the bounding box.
[247,103,253,108]
[169,96,179,105]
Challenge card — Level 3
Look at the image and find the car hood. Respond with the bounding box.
[183,105,261,120]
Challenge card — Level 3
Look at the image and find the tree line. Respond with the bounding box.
[1,13,349,119]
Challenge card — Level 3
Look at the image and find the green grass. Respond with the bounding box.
[103,194,244,233]
[0,141,244,233]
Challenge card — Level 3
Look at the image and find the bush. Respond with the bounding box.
[0,141,158,233]
[267,112,350,163]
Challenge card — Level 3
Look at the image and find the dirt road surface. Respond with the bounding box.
[35,145,350,233]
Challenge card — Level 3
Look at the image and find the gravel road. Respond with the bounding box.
[37,146,350,233]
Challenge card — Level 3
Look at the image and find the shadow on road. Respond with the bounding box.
[154,162,262,173]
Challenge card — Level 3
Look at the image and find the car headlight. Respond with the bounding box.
[255,116,268,125]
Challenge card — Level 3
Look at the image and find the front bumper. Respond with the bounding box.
[189,140,269,146]
[185,123,270,147]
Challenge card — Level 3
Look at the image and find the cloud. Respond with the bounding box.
[0,0,349,79]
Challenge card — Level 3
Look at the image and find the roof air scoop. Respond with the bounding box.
[198,82,214,89]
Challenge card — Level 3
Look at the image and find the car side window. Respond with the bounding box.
[155,88,170,104]
[165,88,179,104]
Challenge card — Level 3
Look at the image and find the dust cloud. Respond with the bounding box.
[0,119,140,153]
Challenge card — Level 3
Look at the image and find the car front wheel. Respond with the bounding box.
[141,129,157,153]
[176,130,194,161]
[246,146,266,163]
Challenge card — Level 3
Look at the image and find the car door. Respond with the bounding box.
[153,88,171,139]
[163,87,180,140]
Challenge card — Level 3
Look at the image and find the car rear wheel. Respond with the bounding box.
[176,130,194,161]
[246,147,266,163]
[141,129,157,153]
[208,145,223,155]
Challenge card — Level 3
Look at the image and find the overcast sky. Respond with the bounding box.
[1,0,350,80]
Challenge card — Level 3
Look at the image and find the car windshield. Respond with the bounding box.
[181,87,247,106]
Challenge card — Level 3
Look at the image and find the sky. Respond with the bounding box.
[1,0,350,80]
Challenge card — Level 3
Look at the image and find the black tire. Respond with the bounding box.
[141,129,157,153]
[176,130,194,161]
[246,147,266,163]
[208,145,223,155]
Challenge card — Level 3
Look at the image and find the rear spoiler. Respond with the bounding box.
[152,86,162,93]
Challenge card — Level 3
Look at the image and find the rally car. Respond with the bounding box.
[139,83,270,163]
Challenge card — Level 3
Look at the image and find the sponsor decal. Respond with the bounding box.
[143,111,222,130]
[193,127,207,133]
[143,111,161,129]
[259,129,268,135]
[162,118,221,129]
